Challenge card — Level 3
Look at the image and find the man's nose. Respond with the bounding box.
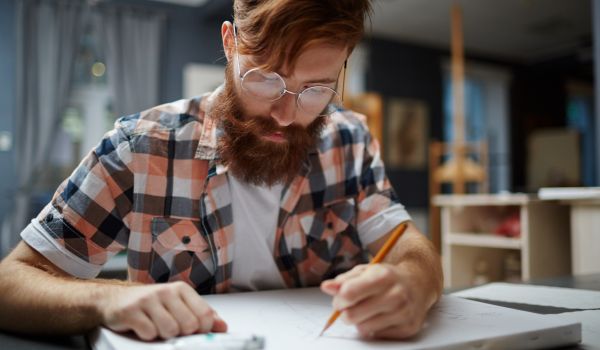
[269,92,296,127]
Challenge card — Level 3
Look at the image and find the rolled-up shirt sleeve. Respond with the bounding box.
[353,113,412,246]
[21,122,134,279]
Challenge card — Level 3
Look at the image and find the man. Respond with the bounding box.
[0,0,442,341]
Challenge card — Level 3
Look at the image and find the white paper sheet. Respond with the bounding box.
[554,310,600,349]
[208,288,580,350]
[88,287,582,350]
[452,282,600,310]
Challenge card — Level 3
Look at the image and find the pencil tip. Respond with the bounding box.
[319,323,330,337]
[318,325,327,337]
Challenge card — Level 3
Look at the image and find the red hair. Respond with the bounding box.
[233,0,372,72]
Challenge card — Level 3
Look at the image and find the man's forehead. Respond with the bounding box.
[247,43,348,80]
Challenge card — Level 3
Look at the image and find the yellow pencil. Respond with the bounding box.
[318,221,410,336]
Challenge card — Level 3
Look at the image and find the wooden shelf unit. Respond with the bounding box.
[433,194,571,288]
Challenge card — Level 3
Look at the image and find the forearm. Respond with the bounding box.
[383,224,443,308]
[0,259,131,335]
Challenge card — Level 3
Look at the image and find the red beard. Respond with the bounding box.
[212,64,327,186]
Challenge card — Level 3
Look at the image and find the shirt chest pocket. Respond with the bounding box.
[149,217,215,284]
[299,197,357,243]
[296,197,359,268]
[292,197,363,283]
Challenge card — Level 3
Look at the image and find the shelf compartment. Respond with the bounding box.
[445,232,522,249]
[445,245,522,288]
[447,205,521,234]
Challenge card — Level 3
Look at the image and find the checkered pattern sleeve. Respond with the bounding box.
[352,113,406,231]
[24,119,134,277]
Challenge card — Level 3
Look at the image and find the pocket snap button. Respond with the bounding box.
[182,235,191,244]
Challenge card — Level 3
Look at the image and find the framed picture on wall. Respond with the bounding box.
[385,98,429,169]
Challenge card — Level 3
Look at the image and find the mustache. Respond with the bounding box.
[225,113,307,140]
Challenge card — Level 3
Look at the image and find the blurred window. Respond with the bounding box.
[567,84,595,186]
[31,18,116,215]
[443,64,511,193]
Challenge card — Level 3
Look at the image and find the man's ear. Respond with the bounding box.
[221,21,234,62]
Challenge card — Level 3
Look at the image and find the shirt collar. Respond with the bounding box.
[195,86,223,161]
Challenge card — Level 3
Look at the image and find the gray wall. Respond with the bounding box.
[0,0,17,229]
[595,0,600,186]
[158,6,226,102]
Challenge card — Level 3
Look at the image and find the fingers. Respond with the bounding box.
[321,264,368,295]
[342,282,424,340]
[143,298,181,339]
[333,265,397,310]
[211,312,228,332]
[103,282,227,341]
[110,310,159,341]
[129,311,159,341]
[357,308,423,340]
[163,292,201,336]
[375,324,422,340]
[342,285,408,326]
[178,282,227,333]
[143,282,227,339]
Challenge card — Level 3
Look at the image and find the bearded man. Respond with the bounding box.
[0,0,442,341]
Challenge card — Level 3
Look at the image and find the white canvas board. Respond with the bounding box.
[452,282,600,309]
[554,310,600,348]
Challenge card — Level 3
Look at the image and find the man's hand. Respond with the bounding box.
[99,281,227,340]
[320,263,431,339]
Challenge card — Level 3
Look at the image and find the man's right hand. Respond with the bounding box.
[99,281,227,340]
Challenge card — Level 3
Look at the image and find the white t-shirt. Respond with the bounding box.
[229,174,286,291]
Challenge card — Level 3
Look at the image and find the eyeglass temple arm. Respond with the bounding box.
[233,23,243,79]
[341,60,347,103]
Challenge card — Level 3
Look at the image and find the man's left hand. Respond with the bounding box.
[320,263,431,339]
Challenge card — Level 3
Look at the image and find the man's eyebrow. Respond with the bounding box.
[303,78,338,85]
[278,73,338,85]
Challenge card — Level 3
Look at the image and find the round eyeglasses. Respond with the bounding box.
[233,25,342,117]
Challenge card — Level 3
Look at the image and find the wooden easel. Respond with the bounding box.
[429,4,488,252]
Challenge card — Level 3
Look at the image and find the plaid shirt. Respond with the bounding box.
[24,88,403,294]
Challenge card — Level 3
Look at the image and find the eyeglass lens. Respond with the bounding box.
[241,69,339,116]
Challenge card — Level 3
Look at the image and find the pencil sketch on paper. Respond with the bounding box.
[201,289,580,350]
[282,302,358,339]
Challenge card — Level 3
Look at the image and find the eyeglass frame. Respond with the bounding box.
[232,23,346,118]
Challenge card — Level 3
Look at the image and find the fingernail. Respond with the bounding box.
[341,313,351,325]
[333,300,345,310]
